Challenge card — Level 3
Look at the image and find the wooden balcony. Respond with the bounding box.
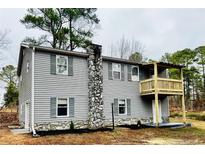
[140,78,183,96]
[140,61,186,126]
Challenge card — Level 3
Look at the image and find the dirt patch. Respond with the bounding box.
[1,111,205,145]
[1,126,205,145]
[146,138,185,144]
[146,137,203,145]
[0,127,152,145]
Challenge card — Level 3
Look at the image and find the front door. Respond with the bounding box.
[24,102,29,129]
[152,100,162,123]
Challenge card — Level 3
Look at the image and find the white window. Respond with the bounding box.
[57,98,69,117]
[26,61,30,73]
[131,66,139,81]
[56,55,68,75]
[118,99,127,115]
[112,63,121,80]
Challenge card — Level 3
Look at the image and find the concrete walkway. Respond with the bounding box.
[10,128,30,134]
[143,122,191,128]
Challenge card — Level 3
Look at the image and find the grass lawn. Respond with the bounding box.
[171,111,205,121]
[0,117,205,145]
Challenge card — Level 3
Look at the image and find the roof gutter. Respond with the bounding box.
[31,47,37,136]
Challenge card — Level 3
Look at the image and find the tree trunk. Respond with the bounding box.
[192,79,195,111]
[69,17,73,51]
[52,36,56,48]
[192,79,195,101]
[202,64,205,94]
[195,80,200,101]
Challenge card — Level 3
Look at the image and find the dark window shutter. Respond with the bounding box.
[113,98,118,116]
[108,63,113,80]
[68,56,73,76]
[121,64,125,81]
[127,99,131,115]
[50,54,56,74]
[127,65,132,81]
[50,97,56,118]
[69,97,75,117]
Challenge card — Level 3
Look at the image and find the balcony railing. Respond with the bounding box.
[140,78,183,96]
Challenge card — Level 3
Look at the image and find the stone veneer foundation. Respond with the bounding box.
[32,116,169,131]
[33,118,152,131]
[34,120,88,131]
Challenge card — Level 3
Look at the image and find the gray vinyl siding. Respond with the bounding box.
[18,46,170,129]
[158,69,167,78]
[143,96,169,119]
[161,96,169,117]
[139,66,150,80]
[103,62,153,120]
[31,50,168,124]
[34,51,88,123]
[139,67,167,80]
[18,48,32,125]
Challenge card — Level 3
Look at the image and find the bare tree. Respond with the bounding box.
[109,36,130,59]
[130,38,145,56]
[0,30,12,69]
[110,36,146,60]
[118,36,130,59]
[0,30,10,49]
[110,44,116,57]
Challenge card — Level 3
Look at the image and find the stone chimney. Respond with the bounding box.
[87,44,104,129]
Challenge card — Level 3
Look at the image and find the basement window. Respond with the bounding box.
[118,99,127,115]
[57,98,68,117]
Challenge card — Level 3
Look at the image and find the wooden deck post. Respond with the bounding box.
[181,68,186,123]
[154,62,159,127]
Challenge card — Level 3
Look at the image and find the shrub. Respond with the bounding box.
[70,121,74,130]
[170,112,182,117]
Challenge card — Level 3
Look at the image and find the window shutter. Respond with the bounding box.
[50,54,56,74]
[121,64,125,81]
[69,97,75,117]
[113,98,118,116]
[127,99,131,116]
[68,56,73,76]
[108,63,113,80]
[127,65,132,81]
[50,97,56,118]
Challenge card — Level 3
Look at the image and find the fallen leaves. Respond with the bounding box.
[0,112,18,128]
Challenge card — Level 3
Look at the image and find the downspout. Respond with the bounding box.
[31,47,37,136]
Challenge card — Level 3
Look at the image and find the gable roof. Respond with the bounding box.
[17,44,184,76]
[142,61,184,69]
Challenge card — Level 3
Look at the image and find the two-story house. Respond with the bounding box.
[17,43,186,135]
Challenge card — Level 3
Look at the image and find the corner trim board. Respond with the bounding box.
[31,47,36,135]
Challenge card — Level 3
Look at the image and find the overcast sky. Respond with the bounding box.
[1,8,205,103]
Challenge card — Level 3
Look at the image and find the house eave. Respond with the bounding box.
[34,45,89,58]
[17,44,184,76]
[142,61,185,69]
[102,56,142,66]
[17,44,30,76]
